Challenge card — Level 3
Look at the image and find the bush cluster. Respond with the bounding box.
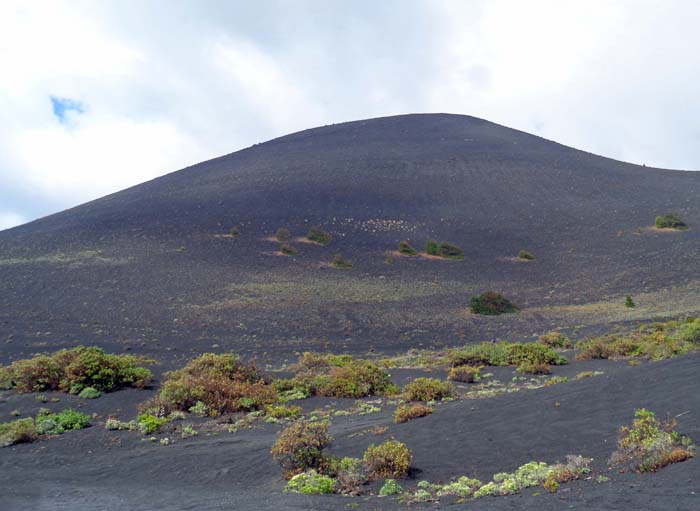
[447,365,481,383]
[307,227,332,245]
[0,346,152,394]
[538,331,572,349]
[280,243,298,256]
[610,409,694,472]
[450,342,568,368]
[469,291,518,315]
[394,403,433,424]
[1,408,90,447]
[146,353,277,416]
[516,361,551,375]
[287,353,396,398]
[271,421,332,479]
[398,240,417,256]
[518,250,535,260]
[402,377,454,402]
[424,239,463,259]
[655,213,687,230]
[363,440,412,478]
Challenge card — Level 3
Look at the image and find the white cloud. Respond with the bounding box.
[0,0,698,228]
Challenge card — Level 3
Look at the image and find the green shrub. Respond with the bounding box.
[379,478,404,496]
[0,346,152,394]
[364,440,412,478]
[437,476,482,498]
[276,227,292,242]
[518,250,535,260]
[307,227,332,245]
[516,362,551,375]
[425,239,438,255]
[291,353,395,398]
[402,377,454,402]
[279,243,298,255]
[285,470,336,494]
[148,353,277,415]
[0,418,38,447]
[469,291,518,315]
[137,413,169,434]
[78,386,101,399]
[271,421,332,479]
[450,342,567,367]
[331,253,352,268]
[398,240,417,256]
[229,226,240,237]
[394,403,433,424]
[538,331,572,349]
[438,242,464,259]
[655,213,687,230]
[625,295,635,308]
[264,404,302,419]
[333,456,369,494]
[610,409,694,472]
[447,365,481,383]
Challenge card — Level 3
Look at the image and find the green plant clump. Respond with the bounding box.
[450,342,568,368]
[285,470,336,494]
[402,377,454,402]
[425,239,439,255]
[0,418,38,447]
[276,227,292,242]
[280,243,298,256]
[363,440,412,478]
[655,213,688,230]
[394,403,433,424]
[137,413,170,434]
[78,386,101,399]
[538,331,572,349]
[35,408,90,435]
[379,478,404,496]
[331,253,353,268]
[438,242,464,259]
[625,295,635,308]
[307,227,332,245]
[398,240,417,256]
[518,250,535,260]
[271,421,332,479]
[0,346,152,394]
[469,291,518,315]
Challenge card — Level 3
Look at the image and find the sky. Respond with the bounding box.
[1,0,699,230]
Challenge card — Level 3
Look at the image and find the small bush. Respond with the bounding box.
[516,362,551,375]
[450,342,567,367]
[229,226,240,237]
[276,227,292,242]
[364,440,412,478]
[470,291,518,315]
[447,365,481,383]
[331,253,352,268]
[333,456,369,494]
[538,331,572,349]
[398,240,417,256]
[264,404,302,419]
[78,386,101,399]
[285,470,336,494]
[437,476,482,498]
[0,346,152,394]
[307,227,332,245]
[379,478,403,496]
[279,243,298,255]
[438,242,464,259]
[271,421,332,478]
[625,295,635,308]
[149,353,277,415]
[0,418,38,447]
[425,239,438,255]
[394,403,433,424]
[655,213,687,230]
[402,377,454,402]
[137,413,169,434]
[610,408,694,472]
[518,250,535,260]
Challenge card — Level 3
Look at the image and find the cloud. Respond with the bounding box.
[0,0,698,230]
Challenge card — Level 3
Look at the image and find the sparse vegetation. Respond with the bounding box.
[437,242,463,259]
[279,243,298,255]
[625,295,635,308]
[271,421,332,479]
[447,365,481,383]
[379,479,403,496]
[229,226,240,237]
[469,291,518,315]
[276,227,292,242]
[516,361,551,375]
[394,403,433,423]
[538,331,572,348]
[331,253,353,268]
[655,212,687,230]
[78,386,101,399]
[145,353,277,416]
[307,226,332,245]
[0,418,38,447]
[363,440,412,478]
[285,470,336,494]
[577,318,700,361]
[402,377,454,402]
[1,408,90,447]
[398,240,417,256]
[518,250,535,260]
[425,239,438,255]
[450,342,568,368]
[610,409,694,472]
[137,413,169,434]
[0,346,152,394]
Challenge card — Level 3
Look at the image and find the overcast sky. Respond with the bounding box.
[1,0,698,230]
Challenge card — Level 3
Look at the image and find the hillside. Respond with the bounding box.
[1,113,700,365]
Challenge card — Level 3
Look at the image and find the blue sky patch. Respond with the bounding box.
[50,96,85,124]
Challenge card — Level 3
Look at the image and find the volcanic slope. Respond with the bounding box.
[1,113,700,363]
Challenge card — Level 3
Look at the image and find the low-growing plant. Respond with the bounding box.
[78,386,101,399]
[363,440,412,478]
[470,291,518,315]
[610,408,694,472]
[264,404,302,419]
[137,413,169,434]
[450,342,567,367]
[394,403,433,424]
[437,476,482,498]
[438,242,464,259]
[105,417,137,431]
[285,470,336,494]
[518,250,535,260]
[516,361,551,375]
[146,353,277,415]
[332,456,369,494]
[181,424,198,438]
[625,295,635,308]
[538,331,572,349]
[307,226,332,245]
[331,253,353,268]
[402,377,454,402]
[0,418,37,447]
[655,212,687,230]
[0,346,152,394]
[398,240,417,256]
[276,227,292,242]
[379,478,403,496]
[229,226,240,237]
[279,243,298,256]
[425,239,438,255]
[35,408,90,435]
[271,421,332,479]
[448,365,481,383]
